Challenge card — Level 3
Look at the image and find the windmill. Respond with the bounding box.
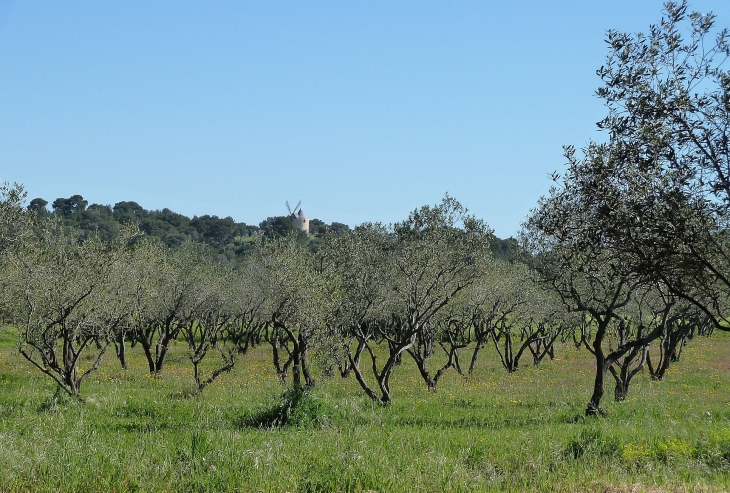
[285,200,309,234]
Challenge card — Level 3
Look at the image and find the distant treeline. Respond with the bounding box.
[26,194,520,263]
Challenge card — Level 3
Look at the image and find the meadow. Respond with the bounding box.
[0,328,729,493]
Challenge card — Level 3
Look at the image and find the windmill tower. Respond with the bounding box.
[286,200,309,235]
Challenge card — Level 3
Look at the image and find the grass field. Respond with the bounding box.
[0,328,729,492]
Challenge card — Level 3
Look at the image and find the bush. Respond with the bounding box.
[235,387,330,428]
[564,427,620,459]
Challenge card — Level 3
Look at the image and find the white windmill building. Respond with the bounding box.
[286,200,309,235]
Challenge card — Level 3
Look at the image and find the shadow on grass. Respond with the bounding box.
[36,387,78,413]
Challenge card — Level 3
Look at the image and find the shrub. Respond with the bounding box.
[235,387,330,428]
[564,427,620,459]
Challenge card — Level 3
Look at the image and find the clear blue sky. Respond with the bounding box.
[2,1,729,238]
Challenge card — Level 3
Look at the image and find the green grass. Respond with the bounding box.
[0,331,729,492]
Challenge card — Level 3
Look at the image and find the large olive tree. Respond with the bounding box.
[523,145,667,416]
[591,0,730,328]
[333,196,491,401]
[523,2,730,414]
[6,229,132,398]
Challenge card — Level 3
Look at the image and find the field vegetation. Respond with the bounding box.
[0,326,729,492]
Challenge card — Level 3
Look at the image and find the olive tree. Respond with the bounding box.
[129,242,207,375]
[338,197,492,401]
[523,2,730,413]
[484,262,563,373]
[603,286,669,401]
[179,259,237,395]
[464,261,510,375]
[397,197,492,393]
[602,284,706,400]
[0,182,33,253]
[255,235,330,389]
[646,297,707,381]
[6,229,131,398]
[227,262,268,355]
[592,0,730,329]
[419,288,479,380]
[523,144,665,416]
[179,256,268,395]
[0,182,33,324]
[462,259,562,375]
[318,226,391,383]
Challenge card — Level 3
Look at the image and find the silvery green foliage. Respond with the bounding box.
[126,241,209,375]
[0,181,32,253]
[326,196,493,403]
[6,229,133,398]
[178,257,240,394]
[317,225,391,379]
[0,182,33,324]
[255,235,331,389]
